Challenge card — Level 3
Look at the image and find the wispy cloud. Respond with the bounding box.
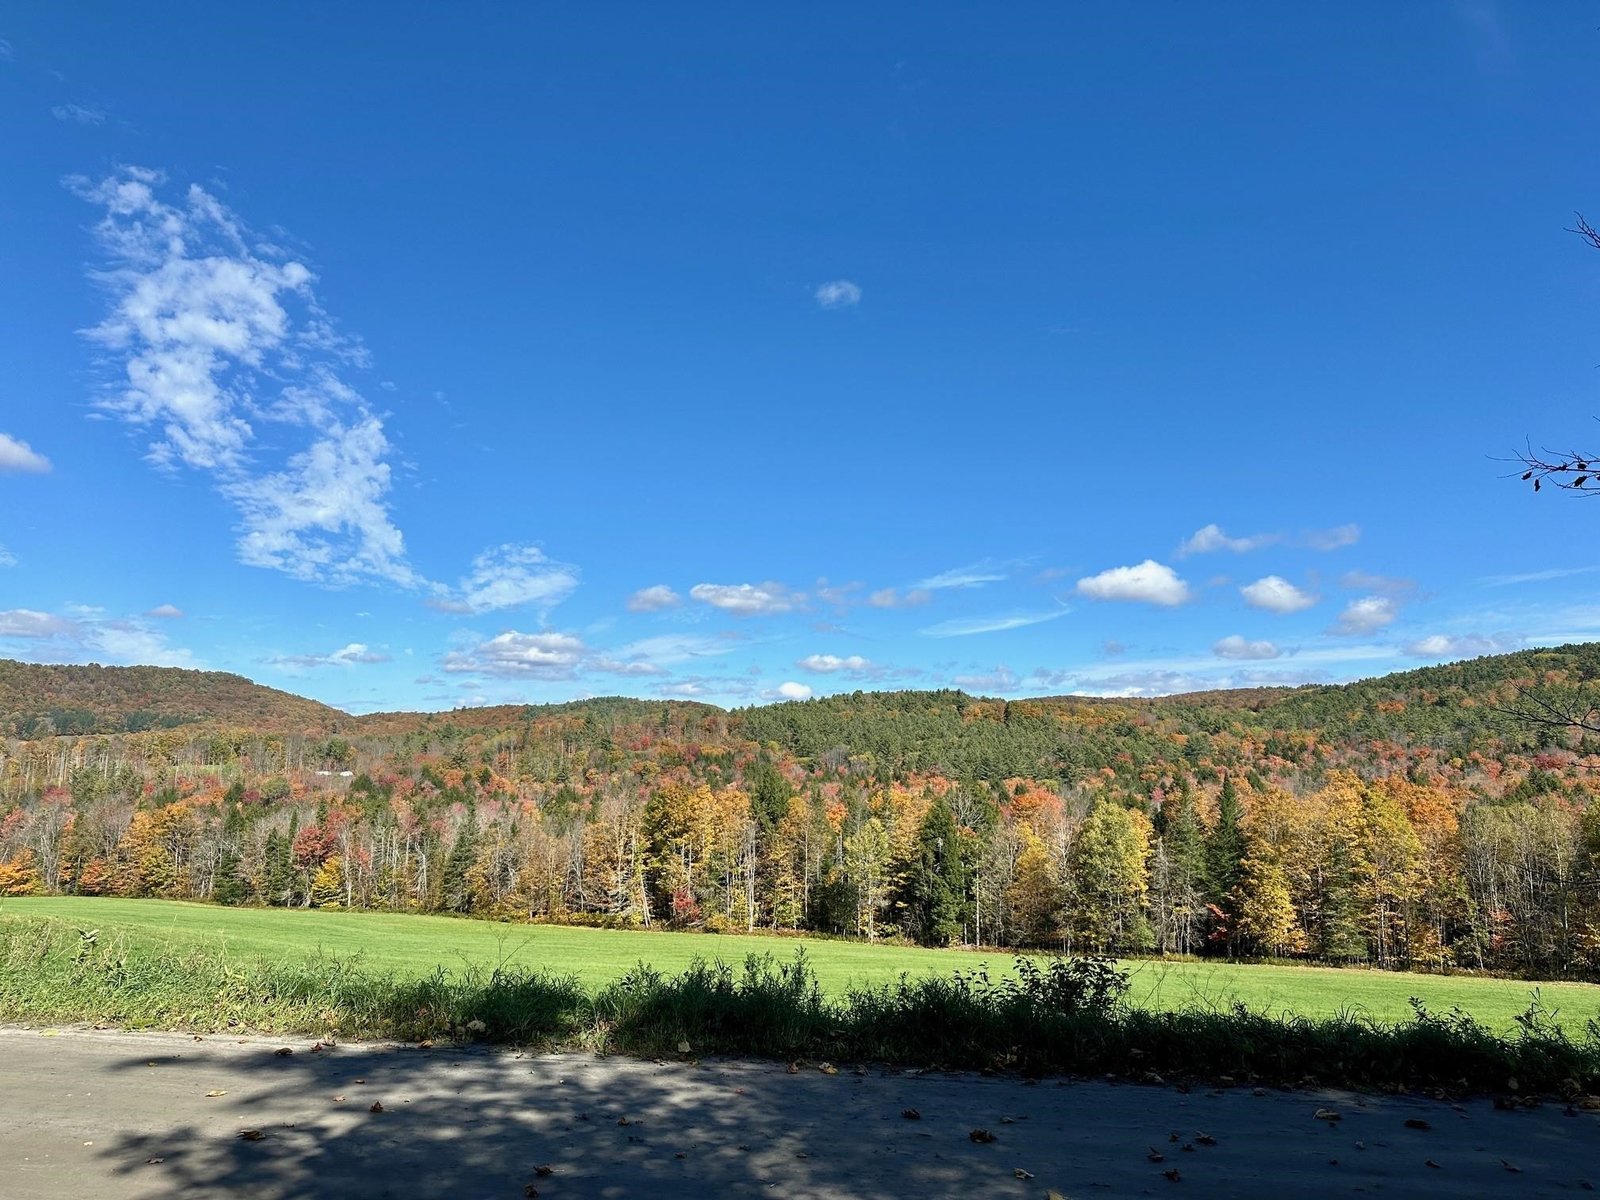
[920,609,1068,638]
[426,544,578,615]
[1177,524,1277,556]
[1303,523,1361,551]
[144,603,184,619]
[867,587,933,608]
[1076,560,1190,606]
[0,433,51,474]
[814,280,861,309]
[1480,565,1600,588]
[0,605,195,667]
[75,167,426,589]
[913,560,1010,590]
[51,103,106,125]
[269,641,391,668]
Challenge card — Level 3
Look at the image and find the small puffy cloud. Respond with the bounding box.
[0,609,73,638]
[1240,575,1316,614]
[1304,523,1361,551]
[689,581,803,616]
[814,280,861,309]
[1076,560,1190,607]
[270,641,390,668]
[144,603,185,619]
[867,587,932,608]
[52,103,107,125]
[1213,635,1281,660]
[771,681,813,701]
[797,654,871,673]
[1330,595,1398,636]
[1178,524,1276,556]
[0,433,51,474]
[627,584,681,613]
[441,630,588,680]
[1402,633,1513,659]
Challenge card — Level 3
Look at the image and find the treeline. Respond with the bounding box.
[2,683,1598,978]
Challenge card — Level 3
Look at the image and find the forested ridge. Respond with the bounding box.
[3,646,1600,978]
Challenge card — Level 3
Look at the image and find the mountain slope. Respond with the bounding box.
[0,660,350,736]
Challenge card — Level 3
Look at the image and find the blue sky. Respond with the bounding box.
[2,4,1599,712]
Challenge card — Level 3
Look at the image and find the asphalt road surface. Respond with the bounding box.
[2,1026,1596,1198]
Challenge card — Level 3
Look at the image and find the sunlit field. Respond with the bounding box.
[5,896,1597,1033]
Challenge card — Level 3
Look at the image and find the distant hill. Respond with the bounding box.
[0,660,350,737]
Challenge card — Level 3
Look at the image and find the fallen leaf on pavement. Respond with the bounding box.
[901,1109,921,1120]
[1404,1119,1431,1130]
[1314,1108,1341,1121]
[369,1102,385,1114]
[204,1090,226,1098]
[145,1157,164,1165]
[237,1130,265,1142]
[534,1165,554,1177]
[1013,1168,1034,1180]
[969,1129,996,1144]
[1163,1168,1181,1182]
[274,1048,293,1057]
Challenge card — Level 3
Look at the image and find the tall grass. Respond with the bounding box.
[4,917,1596,1095]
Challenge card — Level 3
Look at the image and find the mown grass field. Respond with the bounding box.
[4,896,1598,1033]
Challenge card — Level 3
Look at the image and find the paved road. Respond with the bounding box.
[1,1026,1596,1199]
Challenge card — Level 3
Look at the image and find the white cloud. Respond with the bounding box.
[1178,524,1276,556]
[1331,595,1398,636]
[0,609,73,638]
[920,609,1069,638]
[689,581,804,616]
[74,167,424,589]
[913,561,1009,590]
[441,631,588,680]
[771,681,813,701]
[269,641,391,668]
[1402,633,1514,659]
[1213,635,1281,660]
[0,433,51,474]
[52,103,106,125]
[798,654,871,673]
[1076,560,1190,606]
[867,587,933,608]
[627,584,681,612]
[1304,523,1361,551]
[814,280,861,309]
[427,544,578,614]
[0,606,194,667]
[144,603,184,619]
[0,545,15,568]
[1241,575,1316,614]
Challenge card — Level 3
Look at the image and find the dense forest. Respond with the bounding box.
[2,647,1599,978]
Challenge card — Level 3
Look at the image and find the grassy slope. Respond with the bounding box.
[6,896,1598,1033]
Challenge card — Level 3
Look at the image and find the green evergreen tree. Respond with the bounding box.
[897,794,970,946]
[442,808,479,913]
[1204,775,1247,952]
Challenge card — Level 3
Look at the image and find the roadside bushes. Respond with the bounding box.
[3,916,1596,1096]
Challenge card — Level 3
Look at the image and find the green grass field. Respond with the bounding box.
[4,896,1598,1033]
